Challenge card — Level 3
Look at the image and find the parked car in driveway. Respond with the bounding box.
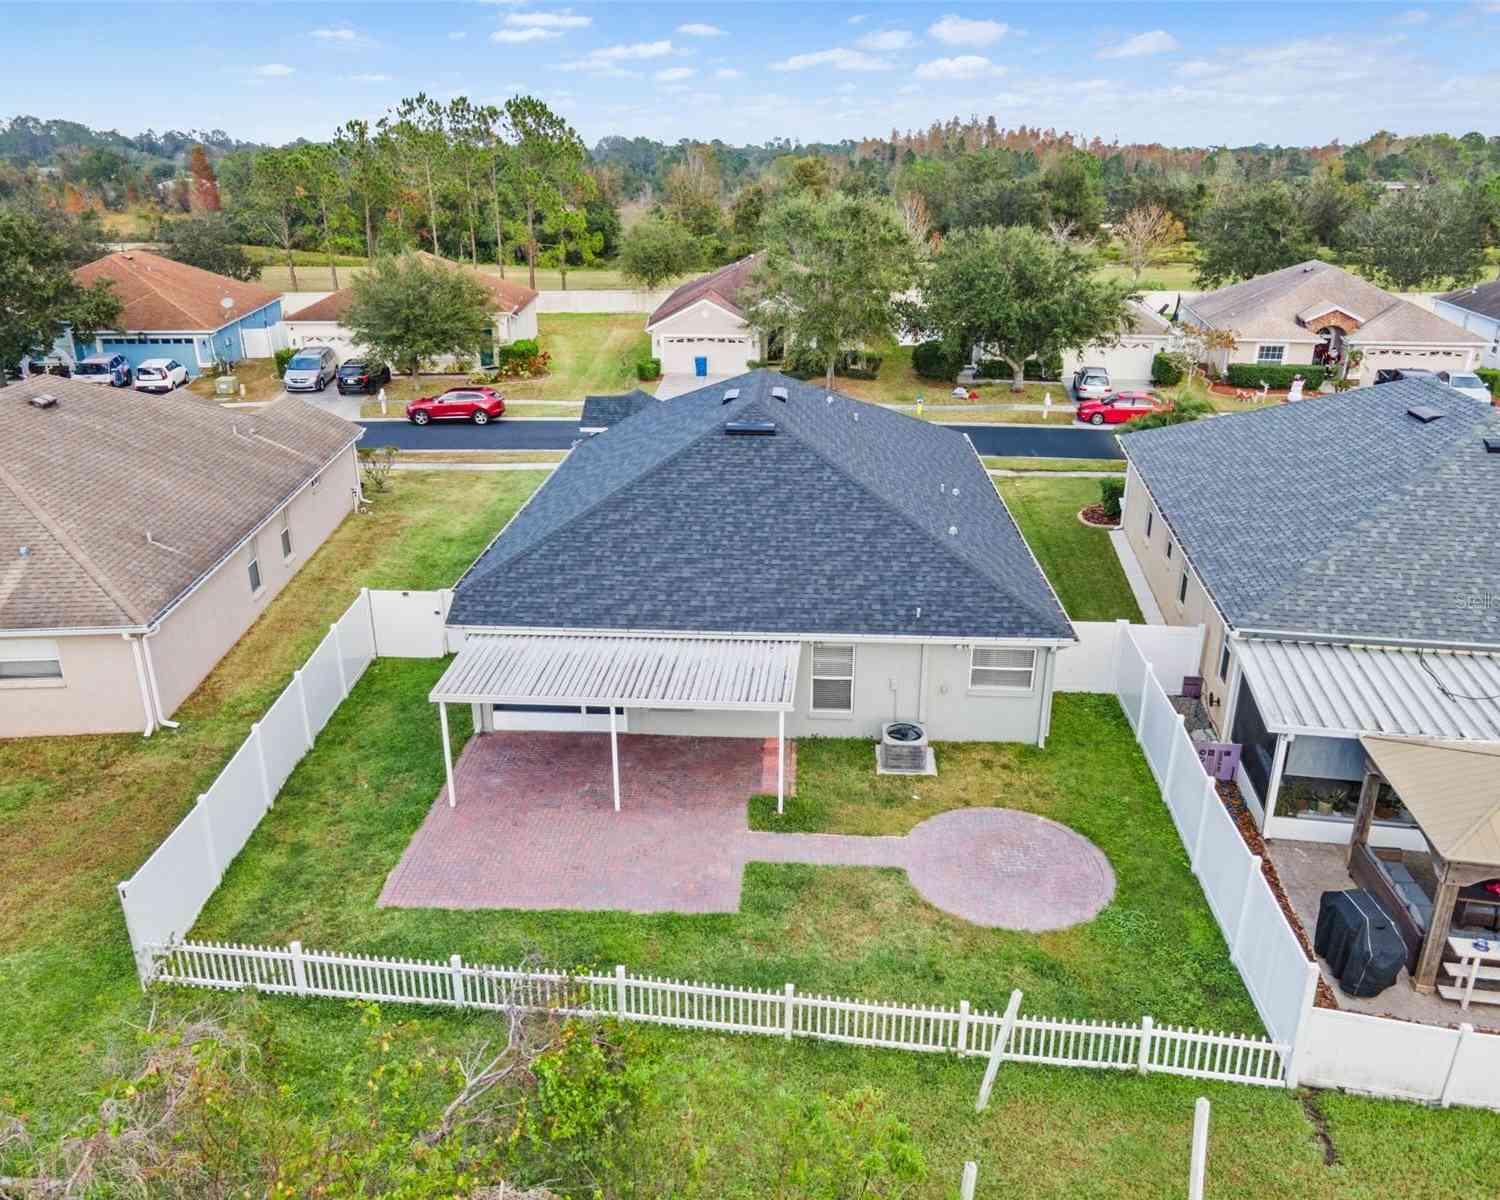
[133,358,188,393]
[335,359,392,395]
[1436,370,1492,403]
[1071,366,1111,402]
[282,346,338,392]
[406,386,506,425]
[1076,390,1164,425]
[74,353,132,387]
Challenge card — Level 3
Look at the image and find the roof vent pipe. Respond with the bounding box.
[27,393,59,409]
[720,388,741,405]
[1485,436,1500,454]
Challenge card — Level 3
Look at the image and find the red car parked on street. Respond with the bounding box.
[406,386,506,425]
[1075,390,1165,426]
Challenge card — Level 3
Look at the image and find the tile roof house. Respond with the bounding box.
[283,252,539,367]
[437,369,1075,753]
[1116,376,1500,848]
[645,254,763,378]
[1180,261,1484,385]
[0,376,362,737]
[1433,278,1500,371]
[60,251,286,379]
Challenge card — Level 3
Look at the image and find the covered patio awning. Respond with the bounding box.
[1236,638,1500,741]
[428,634,800,812]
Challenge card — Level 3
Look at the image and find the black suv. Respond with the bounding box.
[1373,367,1439,385]
[336,359,392,395]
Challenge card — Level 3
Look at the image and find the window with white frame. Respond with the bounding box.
[1256,344,1285,363]
[279,508,293,559]
[0,637,63,682]
[1218,639,1232,681]
[810,642,855,714]
[248,533,263,594]
[970,646,1037,691]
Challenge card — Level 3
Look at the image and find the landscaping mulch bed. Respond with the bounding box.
[1214,779,1340,1010]
[1076,504,1119,528]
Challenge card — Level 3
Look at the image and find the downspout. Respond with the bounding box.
[141,627,180,729]
[126,633,156,737]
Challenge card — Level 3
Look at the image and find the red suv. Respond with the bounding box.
[406,386,506,425]
[1076,390,1164,425]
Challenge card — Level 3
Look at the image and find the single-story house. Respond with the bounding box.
[0,376,362,738]
[1059,299,1174,387]
[1433,278,1500,371]
[283,252,539,366]
[645,255,764,378]
[1117,376,1500,849]
[579,388,656,434]
[1180,260,1485,385]
[54,251,285,378]
[429,369,1076,806]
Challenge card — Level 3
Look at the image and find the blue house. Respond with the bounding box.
[62,250,286,379]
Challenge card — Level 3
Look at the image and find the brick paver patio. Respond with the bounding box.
[379,732,1114,929]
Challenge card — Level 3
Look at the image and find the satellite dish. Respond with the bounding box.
[221,296,234,310]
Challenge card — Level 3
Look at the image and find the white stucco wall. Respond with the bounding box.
[648,299,758,375]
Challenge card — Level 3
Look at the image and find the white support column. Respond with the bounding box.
[777,710,786,815]
[609,706,621,813]
[1263,733,1292,832]
[439,702,457,808]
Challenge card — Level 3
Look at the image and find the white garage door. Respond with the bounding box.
[658,336,755,376]
[1355,348,1473,385]
[1061,337,1165,388]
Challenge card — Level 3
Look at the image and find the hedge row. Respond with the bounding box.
[1478,367,1500,398]
[1224,363,1328,390]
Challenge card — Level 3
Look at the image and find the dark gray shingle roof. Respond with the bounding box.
[450,370,1074,641]
[1120,378,1500,647]
[1437,278,1500,323]
[580,389,656,431]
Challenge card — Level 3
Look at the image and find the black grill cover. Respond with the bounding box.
[1315,889,1407,998]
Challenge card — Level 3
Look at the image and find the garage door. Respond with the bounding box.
[659,336,755,376]
[1356,349,1472,385]
[1061,337,1164,387]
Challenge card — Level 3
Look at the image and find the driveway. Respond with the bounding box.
[655,372,733,399]
[282,386,365,421]
[379,732,1114,930]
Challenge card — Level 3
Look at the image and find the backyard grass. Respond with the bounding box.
[185,356,284,403]
[253,259,650,294]
[996,476,1143,622]
[983,456,1125,473]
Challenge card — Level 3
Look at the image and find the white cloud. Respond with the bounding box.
[914,55,1005,80]
[253,63,294,77]
[448,31,468,41]
[1393,8,1429,23]
[1097,30,1181,59]
[856,29,915,51]
[1176,58,1216,78]
[847,12,869,24]
[928,14,1009,46]
[311,27,360,42]
[715,67,742,79]
[505,9,590,29]
[346,73,392,82]
[676,22,725,37]
[491,27,559,43]
[771,47,892,71]
[897,83,920,95]
[584,39,674,61]
[655,66,695,82]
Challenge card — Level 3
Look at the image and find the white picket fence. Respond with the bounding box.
[145,941,1289,1086]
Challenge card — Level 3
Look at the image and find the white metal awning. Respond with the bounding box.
[1236,638,1500,741]
[429,633,801,711]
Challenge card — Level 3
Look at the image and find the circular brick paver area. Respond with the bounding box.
[901,809,1114,930]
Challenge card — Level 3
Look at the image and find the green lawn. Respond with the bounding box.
[983,456,1125,473]
[253,254,653,294]
[997,476,1142,622]
[836,345,1073,416]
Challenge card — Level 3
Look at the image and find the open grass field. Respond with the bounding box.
[252,255,649,294]
[997,476,1142,623]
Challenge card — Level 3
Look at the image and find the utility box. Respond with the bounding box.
[214,375,239,397]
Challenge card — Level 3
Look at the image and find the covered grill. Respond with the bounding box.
[1315,890,1407,998]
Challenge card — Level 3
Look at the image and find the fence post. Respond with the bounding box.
[1163,712,1187,792]
[294,669,314,749]
[364,587,379,658]
[957,999,971,1056]
[1111,617,1131,697]
[1231,855,1263,957]
[1137,1015,1154,1075]
[783,982,796,1040]
[251,722,273,809]
[615,964,628,1019]
[289,940,308,996]
[1191,779,1215,873]
[975,989,1023,1112]
[196,793,219,879]
[117,880,152,987]
[1284,962,1321,1087]
[959,1161,978,1200]
[330,621,349,698]
[1440,1023,1473,1108]
[450,954,466,1008]
[1136,662,1155,732]
[1188,1097,1210,1200]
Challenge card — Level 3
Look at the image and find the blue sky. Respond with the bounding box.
[3,2,1499,149]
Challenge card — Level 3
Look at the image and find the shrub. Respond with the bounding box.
[911,339,964,380]
[973,354,1061,382]
[1099,477,1125,520]
[636,356,661,382]
[836,349,883,380]
[1478,367,1500,399]
[274,347,296,375]
[1151,352,1183,386]
[1224,363,1327,390]
[1125,392,1213,431]
[490,338,550,379]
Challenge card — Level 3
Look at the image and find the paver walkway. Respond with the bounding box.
[380,732,1114,930]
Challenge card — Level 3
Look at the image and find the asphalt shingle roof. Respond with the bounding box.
[0,376,360,632]
[450,370,1074,641]
[580,389,656,431]
[73,251,280,332]
[1120,378,1500,647]
[646,254,759,328]
[287,252,538,321]
[1437,278,1500,323]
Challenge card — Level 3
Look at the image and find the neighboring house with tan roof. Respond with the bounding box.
[645,254,763,377]
[1180,260,1484,384]
[283,253,539,368]
[53,251,286,379]
[0,376,362,738]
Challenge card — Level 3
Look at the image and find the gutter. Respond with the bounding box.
[124,633,156,737]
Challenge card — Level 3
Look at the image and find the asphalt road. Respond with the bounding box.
[358,418,1124,460]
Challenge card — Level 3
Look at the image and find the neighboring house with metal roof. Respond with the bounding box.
[435,369,1075,771]
[1180,260,1484,385]
[283,252,539,368]
[1117,377,1500,849]
[645,254,763,378]
[0,376,362,738]
[1433,278,1500,370]
[51,251,286,379]
[579,388,656,434]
